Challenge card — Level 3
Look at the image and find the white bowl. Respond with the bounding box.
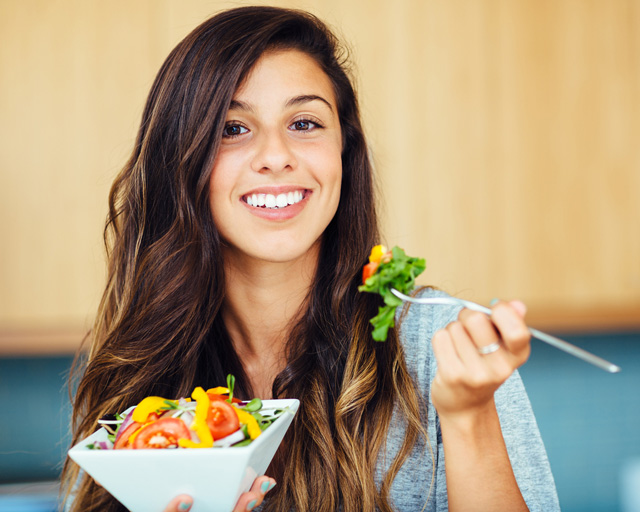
[68,398,299,512]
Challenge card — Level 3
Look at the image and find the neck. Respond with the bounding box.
[221,242,320,397]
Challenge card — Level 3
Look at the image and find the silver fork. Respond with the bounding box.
[391,288,621,373]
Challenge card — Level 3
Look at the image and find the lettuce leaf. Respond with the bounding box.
[358,246,426,341]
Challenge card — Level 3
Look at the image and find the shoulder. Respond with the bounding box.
[397,287,462,342]
[396,287,462,390]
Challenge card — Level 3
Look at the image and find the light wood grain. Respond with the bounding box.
[1,0,638,355]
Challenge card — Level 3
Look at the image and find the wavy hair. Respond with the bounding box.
[62,7,430,511]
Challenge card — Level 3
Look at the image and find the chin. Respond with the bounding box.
[258,241,321,265]
[223,234,323,267]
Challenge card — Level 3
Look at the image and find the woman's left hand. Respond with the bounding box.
[430,300,531,419]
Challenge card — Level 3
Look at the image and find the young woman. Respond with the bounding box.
[62,6,560,512]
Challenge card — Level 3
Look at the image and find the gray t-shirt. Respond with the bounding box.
[378,287,561,511]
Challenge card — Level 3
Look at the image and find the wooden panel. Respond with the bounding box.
[1,0,638,354]
[351,0,640,313]
[0,327,87,356]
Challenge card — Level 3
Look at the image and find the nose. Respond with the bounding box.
[250,129,297,174]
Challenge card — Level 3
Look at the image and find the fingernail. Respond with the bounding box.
[261,480,270,493]
[178,502,192,511]
[268,481,276,491]
[246,499,257,511]
[489,298,500,306]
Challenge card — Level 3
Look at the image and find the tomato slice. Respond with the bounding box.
[132,417,191,449]
[113,421,143,449]
[206,399,240,439]
[362,261,379,284]
[207,392,242,404]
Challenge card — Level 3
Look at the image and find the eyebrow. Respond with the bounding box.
[285,94,334,111]
[228,94,334,113]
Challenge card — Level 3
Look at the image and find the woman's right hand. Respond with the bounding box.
[162,475,276,512]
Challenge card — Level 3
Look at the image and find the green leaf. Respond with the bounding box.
[161,399,179,410]
[226,374,235,402]
[241,398,263,412]
[358,245,426,342]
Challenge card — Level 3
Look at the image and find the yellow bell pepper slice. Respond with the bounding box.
[233,406,262,440]
[132,396,176,423]
[205,386,229,395]
[369,244,388,264]
[178,386,213,448]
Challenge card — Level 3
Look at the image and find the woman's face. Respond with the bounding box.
[209,49,342,267]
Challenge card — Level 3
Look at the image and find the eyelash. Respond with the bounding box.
[222,122,249,139]
[221,117,325,139]
[289,116,324,132]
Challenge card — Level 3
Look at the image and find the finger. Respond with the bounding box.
[491,301,531,364]
[446,315,516,389]
[163,494,193,512]
[445,318,486,370]
[457,309,501,356]
[232,476,276,512]
[508,299,527,318]
[457,308,523,386]
[432,328,465,378]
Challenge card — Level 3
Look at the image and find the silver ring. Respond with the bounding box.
[477,341,501,355]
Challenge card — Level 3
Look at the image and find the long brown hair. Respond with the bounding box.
[62,7,430,511]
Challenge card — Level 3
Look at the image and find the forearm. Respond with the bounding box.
[439,400,529,512]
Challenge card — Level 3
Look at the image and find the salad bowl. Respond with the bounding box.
[68,398,299,512]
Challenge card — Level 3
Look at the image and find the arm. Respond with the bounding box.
[431,300,531,512]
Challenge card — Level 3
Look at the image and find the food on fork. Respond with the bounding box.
[358,245,426,341]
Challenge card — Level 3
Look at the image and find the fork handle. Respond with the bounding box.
[390,289,621,373]
[528,327,621,373]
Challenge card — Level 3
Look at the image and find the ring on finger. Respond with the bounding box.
[477,341,501,355]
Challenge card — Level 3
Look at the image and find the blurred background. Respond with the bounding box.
[0,0,638,511]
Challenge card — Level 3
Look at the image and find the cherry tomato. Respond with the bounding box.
[132,417,191,449]
[362,261,379,284]
[207,392,242,404]
[113,421,143,449]
[206,399,240,439]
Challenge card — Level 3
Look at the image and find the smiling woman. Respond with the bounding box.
[61,6,559,512]
[209,50,343,267]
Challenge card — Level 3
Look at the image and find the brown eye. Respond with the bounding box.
[293,120,311,130]
[289,118,323,132]
[223,124,248,138]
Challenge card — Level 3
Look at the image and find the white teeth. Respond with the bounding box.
[265,194,276,208]
[275,194,287,207]
[245,190,305,209]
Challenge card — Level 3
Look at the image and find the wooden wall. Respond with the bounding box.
[1,0,638,354]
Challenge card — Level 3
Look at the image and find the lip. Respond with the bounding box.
[240,187,312,221]
[242,185,309,196]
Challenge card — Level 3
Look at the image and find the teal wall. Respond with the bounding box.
[0,356,72,483]
[0,331,638,511]
[519,331,640,512]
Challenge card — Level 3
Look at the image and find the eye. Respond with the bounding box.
[222,123,249,138]
[289,117,323,132]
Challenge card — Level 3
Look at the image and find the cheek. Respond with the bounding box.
[326,154,343,195]
[208,158,234,222]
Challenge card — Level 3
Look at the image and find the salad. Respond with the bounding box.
[88,375,287,450]
[358,245,426,341]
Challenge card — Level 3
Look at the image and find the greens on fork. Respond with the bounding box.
[358,245,425,341]
[358,245,621,373]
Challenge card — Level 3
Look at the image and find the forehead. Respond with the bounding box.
[232,49,337,108]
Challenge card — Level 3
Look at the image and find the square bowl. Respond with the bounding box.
[68,398,299,512]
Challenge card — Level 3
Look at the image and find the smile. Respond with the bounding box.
[243,190,306,209]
